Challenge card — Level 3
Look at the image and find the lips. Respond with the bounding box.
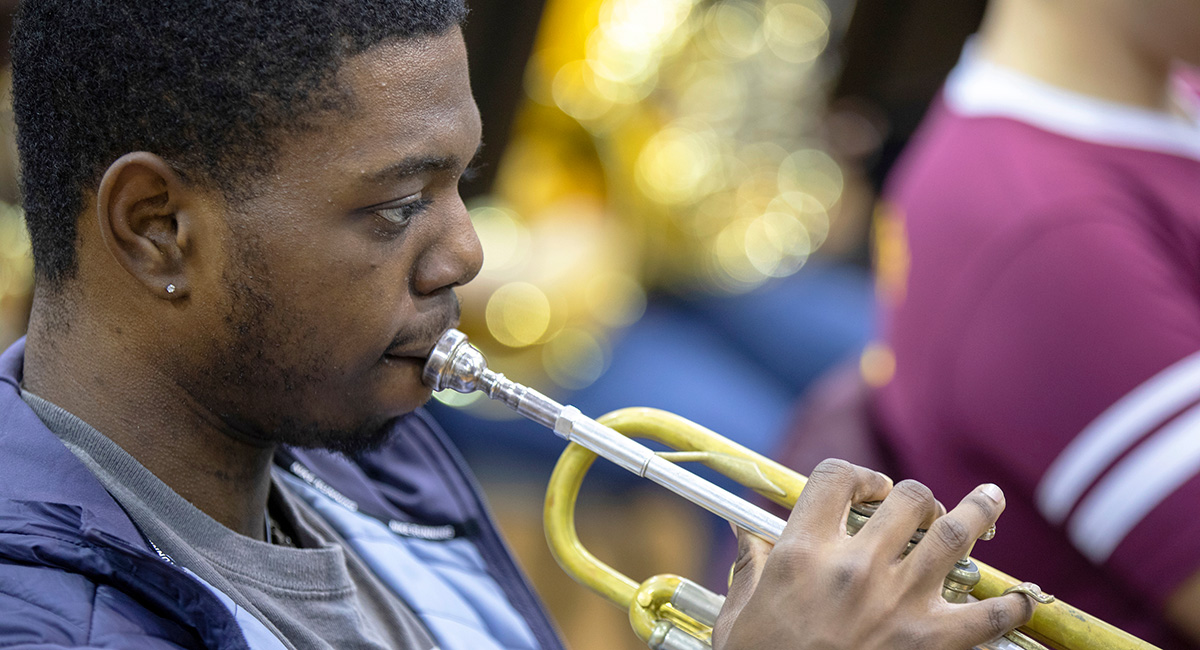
[382,352,422,364]
[382,343,435,362]
[383,346,428,360]
[381,298,461,362]
[383,321,459,361]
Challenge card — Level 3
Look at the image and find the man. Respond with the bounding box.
[872,0,1200,647]
[0,1,1033,648]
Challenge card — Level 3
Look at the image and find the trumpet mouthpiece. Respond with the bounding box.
[423,328,489,394]
[423,328,565,430]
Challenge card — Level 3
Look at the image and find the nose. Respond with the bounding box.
[413,198,483,296]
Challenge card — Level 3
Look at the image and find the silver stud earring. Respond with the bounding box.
[166,283,177,294]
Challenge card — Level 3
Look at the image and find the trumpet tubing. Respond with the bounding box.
[424,329,1159,650]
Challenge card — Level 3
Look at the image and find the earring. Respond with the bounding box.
[166,283,177,294]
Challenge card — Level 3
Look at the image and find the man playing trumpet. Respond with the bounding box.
[0,1,1033,648]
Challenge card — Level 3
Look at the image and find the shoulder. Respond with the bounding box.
[879,191,1200,477]
[882,190,1182,363]
[881,106,1169,304]
[0,496,248,650]
[0,560,202,649]
[940,202,1200,415]
[890,101,1096,195]
[0,560,97,646]
[888,101,1189,238]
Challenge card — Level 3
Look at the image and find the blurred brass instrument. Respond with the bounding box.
[425,328,1161,650]
[450,0,857,402]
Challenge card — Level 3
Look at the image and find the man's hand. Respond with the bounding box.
[712,459,1036,650]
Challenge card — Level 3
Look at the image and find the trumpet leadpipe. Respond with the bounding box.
[423,328,788,543]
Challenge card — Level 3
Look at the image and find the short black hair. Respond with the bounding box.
[12,0,468,287]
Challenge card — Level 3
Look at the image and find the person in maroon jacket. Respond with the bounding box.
[872,0,1200,646]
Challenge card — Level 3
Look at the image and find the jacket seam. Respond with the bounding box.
[0,528,95,549]
[86,582,98,644]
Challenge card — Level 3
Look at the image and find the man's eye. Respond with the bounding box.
[370,193,430,226]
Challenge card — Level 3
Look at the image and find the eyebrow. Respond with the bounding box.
[364,142,484,185]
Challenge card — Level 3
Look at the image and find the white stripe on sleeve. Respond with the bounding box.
[1067,402,1200,563]
[1036,349,1200,524]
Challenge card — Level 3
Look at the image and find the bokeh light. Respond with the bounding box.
[486,282,554,347]
[543,328,610,389]
[763,0,830,64]
[585,271,647,328]
[702,3,765,60]
[471,204,531,274]
[779,148,843,209]
[635,124,722,205]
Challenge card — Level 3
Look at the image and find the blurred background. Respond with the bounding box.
[0,0,987,648]
[440,1,987,647]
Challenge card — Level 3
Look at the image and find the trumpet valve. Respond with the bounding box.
[943,559,982,604]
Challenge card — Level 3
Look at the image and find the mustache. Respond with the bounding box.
[386,296,462,356]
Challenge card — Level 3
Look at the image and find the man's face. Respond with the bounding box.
[183,30,483,452]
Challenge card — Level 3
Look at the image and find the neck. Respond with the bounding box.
[978,1,1173,112]
[22,301,275,540]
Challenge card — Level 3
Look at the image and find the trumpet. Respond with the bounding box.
[423,329,1159,650]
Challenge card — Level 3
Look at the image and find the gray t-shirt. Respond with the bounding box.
[22,390,439,650]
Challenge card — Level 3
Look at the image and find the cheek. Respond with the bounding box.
[246,224,421,371]
[305,258,415,355]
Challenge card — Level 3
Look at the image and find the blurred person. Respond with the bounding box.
[0,1,1036,649]
[0,0,29,349]
[0,0,19,204]
[871,0,1200,646]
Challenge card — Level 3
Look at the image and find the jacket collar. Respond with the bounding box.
[0,339,254,648]
[0,337,469,542]
[945,40,1200,161]
[0,338,146,545]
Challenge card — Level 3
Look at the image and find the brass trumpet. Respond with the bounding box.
[423,329,1159,650]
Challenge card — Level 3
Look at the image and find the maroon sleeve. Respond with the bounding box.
[943,205,1200,607]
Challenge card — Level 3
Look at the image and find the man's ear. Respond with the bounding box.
[95,152,198,299]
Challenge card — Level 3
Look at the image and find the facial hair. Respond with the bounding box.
[198,227,400,456]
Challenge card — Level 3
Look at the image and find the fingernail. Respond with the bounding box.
[875,471,893,488]
[729,520,739,536]
[979,483,1004,503]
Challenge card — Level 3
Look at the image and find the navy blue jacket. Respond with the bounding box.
[0,340,563,649]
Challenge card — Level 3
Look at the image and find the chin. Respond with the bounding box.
[245,368,434,454]
[376,357,437,411]
[277,412,401,456]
